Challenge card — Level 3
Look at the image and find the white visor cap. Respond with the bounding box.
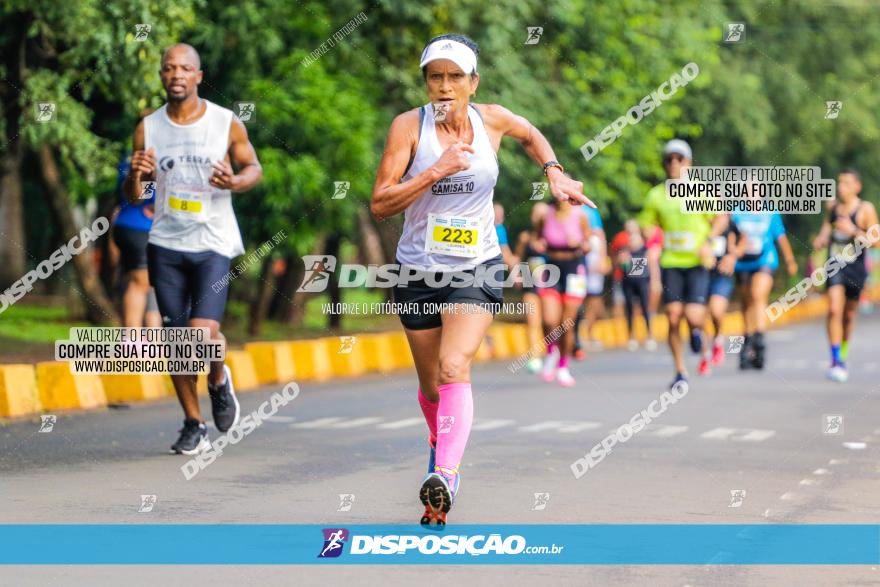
[419,39,477,75]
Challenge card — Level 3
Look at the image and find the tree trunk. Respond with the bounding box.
[0,139,26,289]
[0,18,28,290]
[325,233,342,330]
[375,217,402,302]
[247,255,275,337]
[38,144,119,324]
[286,235,327,328]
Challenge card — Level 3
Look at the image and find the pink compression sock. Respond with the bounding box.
[434,382,474,485]
[547,341,557,354]
[558,355,569,369]
[418,388,438,445]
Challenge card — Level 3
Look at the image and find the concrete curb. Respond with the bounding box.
[1,285,873,419]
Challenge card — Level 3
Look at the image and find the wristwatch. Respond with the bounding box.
[542,160,564,176]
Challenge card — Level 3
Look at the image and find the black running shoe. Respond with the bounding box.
[751,332,766,370]
[208,365,240,432]
[739,335,753,370]
[420,472,458,529]
[170,419,209,455]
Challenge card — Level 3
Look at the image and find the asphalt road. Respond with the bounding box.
[2,315,879,585]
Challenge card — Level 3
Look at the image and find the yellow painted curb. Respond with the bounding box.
[502,324,530,357]
[359,333,396,373]
[224,350,259,391]
[475,338,492,363]
[101,374,172,403]
[36,362,106,411]
[290,339,333,381]
[244,341,295,386]
[386,332,415,370]
[487,325,513,359]
[327,336,368,377]
[0,364,40,418]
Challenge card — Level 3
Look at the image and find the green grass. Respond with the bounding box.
[0,304,90,343]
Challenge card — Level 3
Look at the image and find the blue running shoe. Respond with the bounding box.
[427,438,436,475]
[669,372,688,391]
[689,328,703,355]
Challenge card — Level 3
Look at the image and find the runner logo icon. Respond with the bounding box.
[629,257,647,276]
[530,182,547,200]
[38,415,57,433]
[525,27,543,45]
[438,415,455,434]
[318,528,349,558]
[724,23,745,43]
[727,336,745,353]
[298,256,337,292]
[825,101,842,119]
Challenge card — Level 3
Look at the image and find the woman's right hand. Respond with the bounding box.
[431,142,474,178]
[531,238,547,254]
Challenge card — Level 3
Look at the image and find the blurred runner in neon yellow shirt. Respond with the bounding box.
[638,139,727,389]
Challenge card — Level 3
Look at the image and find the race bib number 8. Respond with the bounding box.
[426,213,480,257]
[167,189,211,222]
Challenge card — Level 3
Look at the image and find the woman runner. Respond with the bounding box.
[371,34,592,527]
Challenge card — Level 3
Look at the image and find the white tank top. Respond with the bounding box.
[144,100,244,258]
[396,103,500,271]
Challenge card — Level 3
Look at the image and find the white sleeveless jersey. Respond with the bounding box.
[396,103,500,271]
[144,100,244,258]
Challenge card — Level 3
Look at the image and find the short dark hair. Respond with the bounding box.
[839,167,861,182]
[421,34,480,79]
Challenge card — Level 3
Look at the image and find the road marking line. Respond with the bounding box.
[799,478,818,486]
[291,417,345,428]
[519,421,568,433]
[331,417,384,429]
[812,468,831,475]
[650,425,689,437]
[558,422,602,433]
[700,427,775,442]
[780,492,796,500]
[265,415,295,423]
[828,459,847,465]
[377,418,424,429]
[472,419,517,431]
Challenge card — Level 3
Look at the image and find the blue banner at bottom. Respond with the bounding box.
[0,525,877,564]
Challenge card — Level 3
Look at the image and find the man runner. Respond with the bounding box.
[638,139,727,389]
[124,43,263,454]
[813,169,878,382]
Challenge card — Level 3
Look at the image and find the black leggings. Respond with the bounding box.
[622,278,651,336]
